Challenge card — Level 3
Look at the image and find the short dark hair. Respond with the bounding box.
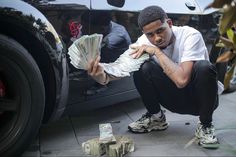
[138,5,168,29]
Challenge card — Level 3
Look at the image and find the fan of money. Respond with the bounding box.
[100,45,149,77]
[68,34,103,70]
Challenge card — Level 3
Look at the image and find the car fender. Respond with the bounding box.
[0,0,69,122]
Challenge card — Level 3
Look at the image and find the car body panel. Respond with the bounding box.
[91,0,211,14]
[35,0,217,14]
[39,0,90,7]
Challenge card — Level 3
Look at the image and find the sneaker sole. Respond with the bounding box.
[199,141,220,149]
[195,133,219,149]
[128,122,169,133]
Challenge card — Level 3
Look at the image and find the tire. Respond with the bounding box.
[0,34,45,157]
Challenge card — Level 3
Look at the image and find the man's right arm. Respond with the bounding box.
[88,35,145,84]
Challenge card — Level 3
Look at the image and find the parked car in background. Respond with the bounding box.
[0,0,221,156]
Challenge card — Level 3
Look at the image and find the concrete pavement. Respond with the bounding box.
[22,91,236,157]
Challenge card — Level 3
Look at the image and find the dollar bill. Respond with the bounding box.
[68,33,103,70]
[101,47,149,77]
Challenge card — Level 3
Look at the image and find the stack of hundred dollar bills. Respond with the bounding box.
[68,34,103,70]
[100,47,149,77]
[68,34,149,77]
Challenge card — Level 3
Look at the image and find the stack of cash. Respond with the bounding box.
[82,137,106,156]
[68,34,103,70]
[82,135,134,157]
[68,36,149,77]
[101,46,149,77]
[82,123,135,157]
[108,136,135,157]
[99,123,116,144]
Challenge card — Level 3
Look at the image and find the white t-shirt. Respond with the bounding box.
[135,26,209,63]
[134,25,224,94]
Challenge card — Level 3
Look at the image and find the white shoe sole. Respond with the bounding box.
[128,122,169,133]
[198,141,220,149]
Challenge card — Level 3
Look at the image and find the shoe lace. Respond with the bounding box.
[202,126,215,137]
[138,112,152,122]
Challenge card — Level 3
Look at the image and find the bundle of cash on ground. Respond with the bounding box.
[68,34,149,77]
[82,123,135,157]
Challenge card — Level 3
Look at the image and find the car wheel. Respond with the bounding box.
[0,34,45,157]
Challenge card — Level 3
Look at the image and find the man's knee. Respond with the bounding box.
[134,60,157,83]
[194,60,217,76]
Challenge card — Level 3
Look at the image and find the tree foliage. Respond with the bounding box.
[206,0,236,89]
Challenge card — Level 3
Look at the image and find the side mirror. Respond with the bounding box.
[185,2,196,11]
[107,0,125,8]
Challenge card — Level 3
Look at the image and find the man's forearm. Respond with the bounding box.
[154,50,178,76]
[154,50,193,88]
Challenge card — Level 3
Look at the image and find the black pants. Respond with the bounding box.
[133,59,219,126]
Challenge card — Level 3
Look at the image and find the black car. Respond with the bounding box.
[0,0,220,156]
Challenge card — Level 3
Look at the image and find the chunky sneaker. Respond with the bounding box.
[128,112,169,133]
[195,122,219,149]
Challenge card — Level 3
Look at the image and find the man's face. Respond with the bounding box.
[142,19,173,49]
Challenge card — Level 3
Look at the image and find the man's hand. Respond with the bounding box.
[129,44,161,58]
[87,56,108,85]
